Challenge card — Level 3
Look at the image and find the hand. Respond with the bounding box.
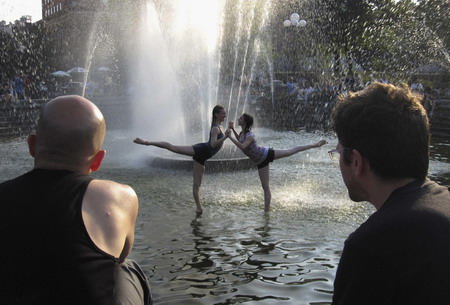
[133,137,146,145]
[228,121,234,129]
[225,129,232,137]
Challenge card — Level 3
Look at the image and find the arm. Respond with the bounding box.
[231,128,240,139]
[210,126,228,148]
[228,133,254,151]
[228,121,240,139]
[82,180,139,263]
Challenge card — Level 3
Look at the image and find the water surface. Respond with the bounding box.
[1,129,449,305]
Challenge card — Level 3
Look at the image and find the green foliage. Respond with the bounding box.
[313,0,449,79]
[0,30,21,80]
[1,0,448,90]
[0,22,52,82]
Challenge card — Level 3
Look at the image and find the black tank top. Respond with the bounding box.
[208,123,224,156]
[0,169,119,305]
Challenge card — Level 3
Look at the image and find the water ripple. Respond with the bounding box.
[2,131,449,304]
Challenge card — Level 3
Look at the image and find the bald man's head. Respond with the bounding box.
[34,95,106,168]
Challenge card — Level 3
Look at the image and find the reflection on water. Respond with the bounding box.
[1,129,449,304]
[430,137,450,186]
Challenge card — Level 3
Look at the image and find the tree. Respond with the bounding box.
[314,0,449,81]
[0,29,22,82]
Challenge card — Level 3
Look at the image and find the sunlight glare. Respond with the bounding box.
[172,0,224,53]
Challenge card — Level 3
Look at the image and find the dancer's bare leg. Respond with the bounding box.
[134,137,194,156]
[193,160,205,214]
[273,140,326,160]
[258,165,271,212]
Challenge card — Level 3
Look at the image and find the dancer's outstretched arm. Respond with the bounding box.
[228,121,240,139]
[227,130,253,151]
[274,140,327,160]
[133,137,195,156]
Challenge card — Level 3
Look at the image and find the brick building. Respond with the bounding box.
[40,0,105,71]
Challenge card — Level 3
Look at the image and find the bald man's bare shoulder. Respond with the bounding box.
[82,179,138,258]
[85,179,138,211]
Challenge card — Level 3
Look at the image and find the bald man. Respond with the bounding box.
[0,96,152,305]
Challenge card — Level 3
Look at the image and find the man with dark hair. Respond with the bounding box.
[329,82,450,304]
[0,95,152,305]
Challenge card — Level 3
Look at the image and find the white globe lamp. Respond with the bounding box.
[290,13,300,22]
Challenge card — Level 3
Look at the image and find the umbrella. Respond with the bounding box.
[50,71,72,78]
[97,67,111,72]
[67,67,87,74]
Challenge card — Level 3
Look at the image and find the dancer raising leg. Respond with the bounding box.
[227,113,326,212]
[134,105,228,214]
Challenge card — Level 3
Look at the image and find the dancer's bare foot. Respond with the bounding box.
[316,140,327,147]
[134,137,147,145]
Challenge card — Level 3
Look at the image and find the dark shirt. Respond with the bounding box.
[0,169,119,305]
[208,123,224,156]
[15,76,24,93]
[332,178,450,305]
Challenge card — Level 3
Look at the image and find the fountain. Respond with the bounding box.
[122,0,275,171]
[2,0,450,303]
[31,0,447,171]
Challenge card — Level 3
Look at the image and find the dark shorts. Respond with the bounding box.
[192,143,212,166]
[113,259,152,305]
[257,148,274,169]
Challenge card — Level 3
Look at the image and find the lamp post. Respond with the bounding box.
[278,13,308,79]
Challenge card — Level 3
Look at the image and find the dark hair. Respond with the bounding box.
[241,113,254,134]
[332,82,429,180]
[211,105,225,125]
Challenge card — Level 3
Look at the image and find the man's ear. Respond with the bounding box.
[90,149,106,172]
[27,134,36,157]
[351,149,366,177]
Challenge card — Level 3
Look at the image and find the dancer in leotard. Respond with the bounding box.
[134,105,228,214]
[226,113,326,212]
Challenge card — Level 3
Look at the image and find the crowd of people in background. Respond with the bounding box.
[0,74,49,102]
[249,73,450,120]
[1,71,449,121]
[0,72,116,103]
